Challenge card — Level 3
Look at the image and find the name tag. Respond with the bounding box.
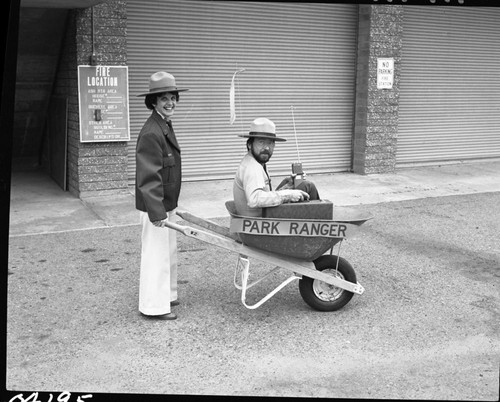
[230,217,358,238]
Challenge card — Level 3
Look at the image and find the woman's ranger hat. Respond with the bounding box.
[137,71,189,96]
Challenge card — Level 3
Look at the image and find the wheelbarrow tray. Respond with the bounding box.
[171,209,366,297]
[168,206,372,310]
[225,200,372,261]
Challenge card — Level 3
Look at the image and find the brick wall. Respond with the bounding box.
[353,5,403,174]
[54,0,129,197]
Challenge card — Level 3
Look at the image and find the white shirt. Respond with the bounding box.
[233,152,283,217]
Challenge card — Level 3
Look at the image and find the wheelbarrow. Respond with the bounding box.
[165,200,372,311]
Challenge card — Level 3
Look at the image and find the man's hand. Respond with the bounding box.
[278,189,310,203]
[276,176,295,190]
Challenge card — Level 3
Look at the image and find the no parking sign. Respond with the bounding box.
[377,58,394,89]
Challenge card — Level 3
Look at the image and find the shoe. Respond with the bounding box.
[170,300,180,306]
[141,312,177,320]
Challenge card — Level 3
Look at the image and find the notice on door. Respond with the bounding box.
[78,65,130,142]
[377,58,394,90]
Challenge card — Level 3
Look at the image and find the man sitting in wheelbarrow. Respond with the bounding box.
[233,117,320,217]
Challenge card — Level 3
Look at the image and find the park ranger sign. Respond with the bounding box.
[229,217,359,238]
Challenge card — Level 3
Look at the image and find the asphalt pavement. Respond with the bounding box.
[5,160,500,400]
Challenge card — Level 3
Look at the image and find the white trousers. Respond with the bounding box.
[139,210,178,315]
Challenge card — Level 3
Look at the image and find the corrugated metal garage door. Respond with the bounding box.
[126,0,358,182]
[398,6,500,166]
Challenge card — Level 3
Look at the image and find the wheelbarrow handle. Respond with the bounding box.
[162,220,193,236]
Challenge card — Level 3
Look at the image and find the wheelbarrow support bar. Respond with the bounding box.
[234,256,300,309]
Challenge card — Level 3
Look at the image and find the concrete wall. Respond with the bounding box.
[14,8,68,163]
[53,0,128,197]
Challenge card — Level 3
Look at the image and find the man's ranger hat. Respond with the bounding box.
[238,117,287,142]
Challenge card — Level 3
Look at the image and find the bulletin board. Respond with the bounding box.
[78,65,130,142]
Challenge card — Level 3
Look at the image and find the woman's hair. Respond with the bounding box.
[144,91,180,110]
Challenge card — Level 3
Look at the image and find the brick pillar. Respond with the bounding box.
[56,0,129,197]
[353,5,403,174]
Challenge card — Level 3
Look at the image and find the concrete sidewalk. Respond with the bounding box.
[8,159,500,237]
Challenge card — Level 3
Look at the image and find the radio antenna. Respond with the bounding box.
[290,106,301,163]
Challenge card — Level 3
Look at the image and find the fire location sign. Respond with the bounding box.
[78,65,130,142]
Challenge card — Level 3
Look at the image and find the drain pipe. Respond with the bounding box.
[90,6,97,66]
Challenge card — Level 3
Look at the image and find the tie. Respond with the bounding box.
[165,120,173,136]
[263,164,272,191]
[164,119,180,151]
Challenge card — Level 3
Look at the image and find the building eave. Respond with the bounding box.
[21,0,106,8]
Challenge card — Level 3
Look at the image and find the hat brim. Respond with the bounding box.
[136,87,189,97]
[238,133,287,142]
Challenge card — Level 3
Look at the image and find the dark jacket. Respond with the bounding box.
[135,111,182,222]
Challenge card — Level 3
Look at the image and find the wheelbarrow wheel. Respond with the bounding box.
[299,255,356,311]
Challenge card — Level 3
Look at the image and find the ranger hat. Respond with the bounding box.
[238,117,287,142]
[137,71,189,96]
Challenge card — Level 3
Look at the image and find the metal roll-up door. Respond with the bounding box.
[126,0,357,182]
[398,6,500,166]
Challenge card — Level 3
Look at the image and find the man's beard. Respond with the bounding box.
[251,148,272,164]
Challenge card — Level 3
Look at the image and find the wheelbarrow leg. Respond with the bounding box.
[234,255,300,310]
